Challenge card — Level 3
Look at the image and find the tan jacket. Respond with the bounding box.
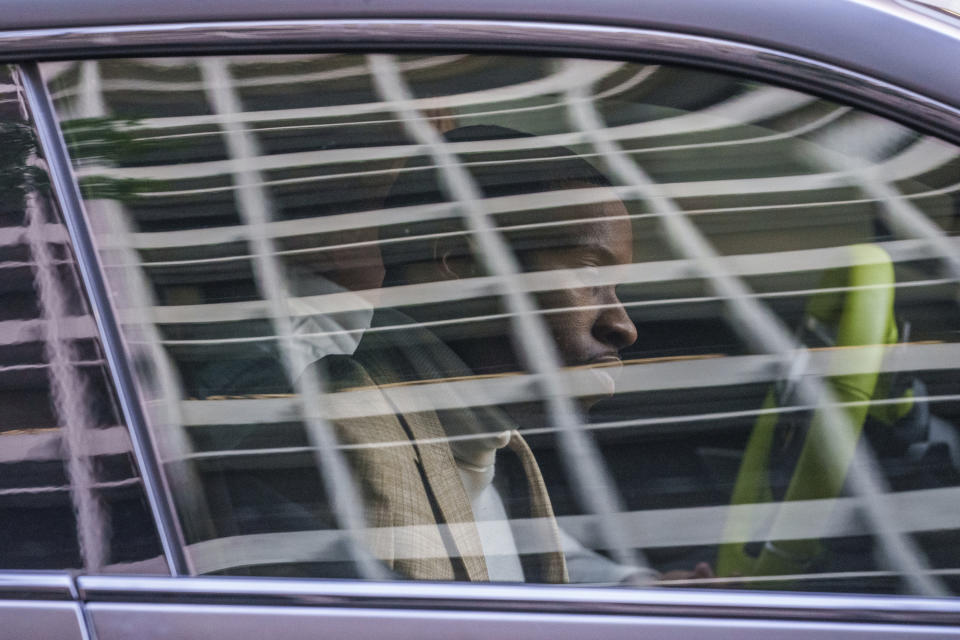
[321,315,568,583]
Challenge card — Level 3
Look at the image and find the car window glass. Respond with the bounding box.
[0,63,168,574]
[42,54,960,593]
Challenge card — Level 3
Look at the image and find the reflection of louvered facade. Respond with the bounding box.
[0,65,164,573]
[13,53,960,591]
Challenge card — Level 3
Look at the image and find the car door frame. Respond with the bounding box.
[3,10,960,638]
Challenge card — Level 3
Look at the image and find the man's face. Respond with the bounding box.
[523,199,637,406]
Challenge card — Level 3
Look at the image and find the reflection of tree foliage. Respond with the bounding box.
[0,116,178,209]
[61,117,174,201]
[0,119,46,211]
[77,176,162,201]
[61,117,148,164]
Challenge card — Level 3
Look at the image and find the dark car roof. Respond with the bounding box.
[0,0,958,108]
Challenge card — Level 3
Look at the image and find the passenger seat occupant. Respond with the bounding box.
[317,125,644,582]
[287,264,377,379]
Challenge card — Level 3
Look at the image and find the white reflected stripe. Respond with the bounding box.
[93,65,657,152]
[0,425,131,463]
[0,315,99,346]
[73,83,814,182]
[152,277,956,347]
[176,342,960,426]
[74,99,957,205]
[120,186,628,251]
[0,222,69,247]
[652,138,957,199]
[127,200,459,250]
[117,147,960,253]
[140,237,959,324]
[115,87,826,200]
[82,59,623,134]
[0,477,140,497]
[124,102,850,205]
[118,176,960,255]
[184,485,960,573]
[561,485,960,551]
[51,55,468,96]
[179,392,960,461]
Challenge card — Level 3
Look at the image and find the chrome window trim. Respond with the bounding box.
[18,62,187,577]
[897,0,960,27]
[0,572,75,601]
[77,576,960,626]
[81,603,960,640]
[0,20,955,143]
[0,575,95,638]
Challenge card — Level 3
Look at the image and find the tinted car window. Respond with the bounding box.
[42,54,960,593]
[0,63,167,573]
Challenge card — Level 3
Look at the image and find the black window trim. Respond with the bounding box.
[0,572,75,601]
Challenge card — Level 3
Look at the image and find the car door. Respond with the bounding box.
[3,3,960,638]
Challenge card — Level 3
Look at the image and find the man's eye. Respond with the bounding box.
[574,265,602,287]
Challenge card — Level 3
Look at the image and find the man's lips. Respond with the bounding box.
[588,354,622,367]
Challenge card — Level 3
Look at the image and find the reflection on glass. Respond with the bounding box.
[42,54,960,592]
[0,64,167,573]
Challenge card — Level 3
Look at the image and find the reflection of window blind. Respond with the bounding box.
[42,54,960,590]
[194,57,386,579]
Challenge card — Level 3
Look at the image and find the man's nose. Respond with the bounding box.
[594,289,638,350]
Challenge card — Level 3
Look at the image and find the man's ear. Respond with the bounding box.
[434,235,476,280]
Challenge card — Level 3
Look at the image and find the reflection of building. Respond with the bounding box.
[0,66,163,573]
[24,54,960,583]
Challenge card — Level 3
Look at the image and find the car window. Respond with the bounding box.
[0,63,167,574]
[41,54,960,593]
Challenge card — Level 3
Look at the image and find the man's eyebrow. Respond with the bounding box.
[575,243,618,264]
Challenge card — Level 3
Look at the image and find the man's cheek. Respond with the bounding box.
[556,315,594,358]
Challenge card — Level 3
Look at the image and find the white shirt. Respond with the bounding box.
[287,270,375,377]
[450,428,643,584]
[455,452,526,582]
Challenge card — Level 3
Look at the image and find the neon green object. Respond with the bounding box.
[716,244,899,580]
